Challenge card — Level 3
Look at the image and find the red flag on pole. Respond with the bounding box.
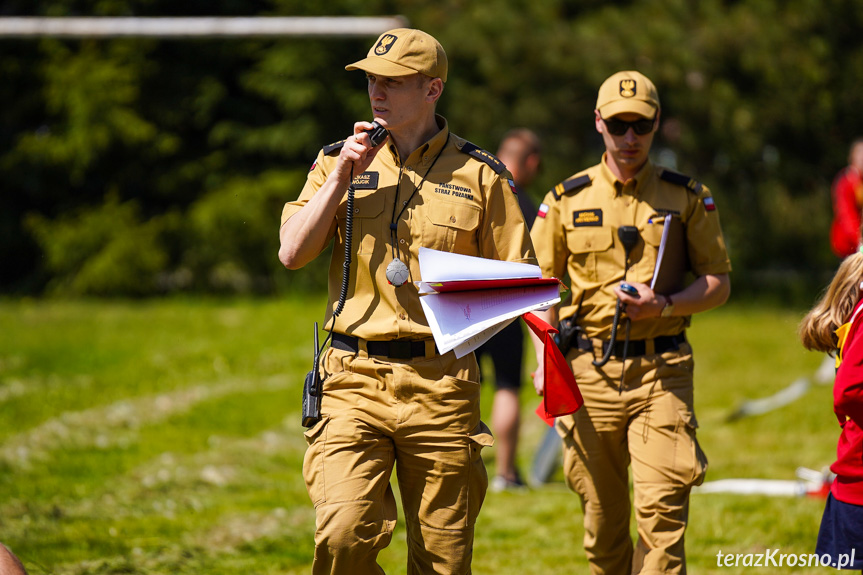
[522,312,584,424]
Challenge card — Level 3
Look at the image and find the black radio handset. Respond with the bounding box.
[364,120,388,148]
[593,225,640,368]
[302,122,388,428]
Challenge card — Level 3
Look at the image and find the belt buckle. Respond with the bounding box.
[389,340,412,359]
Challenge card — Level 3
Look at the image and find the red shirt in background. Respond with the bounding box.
[830,166,863,258]
[832,299,863,504]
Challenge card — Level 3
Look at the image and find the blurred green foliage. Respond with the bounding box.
[2,0,863,298]
[25,193,170,295]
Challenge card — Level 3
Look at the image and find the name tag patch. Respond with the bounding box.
[352,172,379,189]
[648,209,680,223]
[573,209,602,227]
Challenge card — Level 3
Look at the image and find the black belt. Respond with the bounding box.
[331,333,436,359]
[577,333,686,357]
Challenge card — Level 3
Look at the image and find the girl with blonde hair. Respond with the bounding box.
[800,248,863,571]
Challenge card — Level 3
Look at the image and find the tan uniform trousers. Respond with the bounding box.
[557,340,707,575]
[303,342,493,575]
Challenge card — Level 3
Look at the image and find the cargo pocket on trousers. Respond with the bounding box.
[467,421,494,527]
[677,409,708,487]
[302,415,330,506]
[559,422,587,496]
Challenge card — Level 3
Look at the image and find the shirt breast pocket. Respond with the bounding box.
[641,221,664,263]
[423,200,481,252]
[342,192,385,256]
[565,226,613,282]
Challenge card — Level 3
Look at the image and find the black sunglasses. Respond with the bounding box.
[602,116,656,136]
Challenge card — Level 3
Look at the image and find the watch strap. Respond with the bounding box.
[661,294,674,317]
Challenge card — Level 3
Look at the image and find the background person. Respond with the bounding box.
[0,543,28,575]
[278,28,536,574]
[476,128,542,492]
[830,138,863,258]
[529,70,731,573]
[800,249,863,571]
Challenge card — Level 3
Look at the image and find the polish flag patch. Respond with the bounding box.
[508,179,519,194]
[309,160,317,172]
[537,203,550,218]
[703,197,716,212]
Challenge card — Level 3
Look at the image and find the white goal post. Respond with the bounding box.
[0,16,409,38]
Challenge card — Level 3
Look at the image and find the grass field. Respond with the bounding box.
[0,296,840,574]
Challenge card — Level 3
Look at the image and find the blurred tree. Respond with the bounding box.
[2,0,863,299]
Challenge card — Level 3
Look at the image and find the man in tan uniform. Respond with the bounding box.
[279,29,535,575]
[530,71,731,574]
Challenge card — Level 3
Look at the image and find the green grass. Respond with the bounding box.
[0,297,838,574]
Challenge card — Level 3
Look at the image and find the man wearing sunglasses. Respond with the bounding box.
[530,71,731,574]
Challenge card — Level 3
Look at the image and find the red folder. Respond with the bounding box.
[522,312,584,425]
[426,277,561,293]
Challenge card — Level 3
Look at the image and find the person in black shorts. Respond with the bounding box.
[476,128,541,492]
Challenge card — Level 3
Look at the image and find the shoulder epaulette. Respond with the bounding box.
[323,140,346,156]
[660,169,703,194]
[459,141,506,174]
[551,174,592,200]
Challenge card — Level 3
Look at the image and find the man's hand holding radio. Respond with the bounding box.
[613,281,667,321]
[335,121,389,186]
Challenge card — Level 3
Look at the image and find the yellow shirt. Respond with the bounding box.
[530,156,731,340]
[281,116,536,341]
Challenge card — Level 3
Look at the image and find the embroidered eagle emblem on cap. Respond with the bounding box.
[620,79,636,98]
[375,34,397,55]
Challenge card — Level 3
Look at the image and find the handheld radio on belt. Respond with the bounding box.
[301,322,322,427]
[592,225,640,368]
[302,121,389,428]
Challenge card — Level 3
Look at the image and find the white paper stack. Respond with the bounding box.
[417,248,561,358]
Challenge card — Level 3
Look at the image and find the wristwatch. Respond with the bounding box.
[660,295,675,318]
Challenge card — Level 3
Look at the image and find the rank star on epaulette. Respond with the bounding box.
[323,140,347,156]
[660,169,703,194]
[459,141,506,174]
[551,174,591,200]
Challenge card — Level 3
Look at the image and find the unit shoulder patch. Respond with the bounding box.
[551,174,592,200]
[659,169,703,194]
[323,140,347,156]
[459,141,506,174]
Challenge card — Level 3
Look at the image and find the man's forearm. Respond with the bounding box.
[279,175,349,269]
[667,273,730,316]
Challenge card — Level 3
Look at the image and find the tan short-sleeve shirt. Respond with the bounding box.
[530,156,731,340]
[281,116,536,341]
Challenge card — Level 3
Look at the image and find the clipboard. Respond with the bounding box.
[649,214,688,295]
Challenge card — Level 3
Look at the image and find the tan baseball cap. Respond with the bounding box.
[346,28,448,82]
[596,71,660,119]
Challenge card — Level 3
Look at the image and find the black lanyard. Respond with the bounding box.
[388,133,449,261]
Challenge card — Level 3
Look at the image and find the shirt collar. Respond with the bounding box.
[599,153,655,197]
[385,114,449,167]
